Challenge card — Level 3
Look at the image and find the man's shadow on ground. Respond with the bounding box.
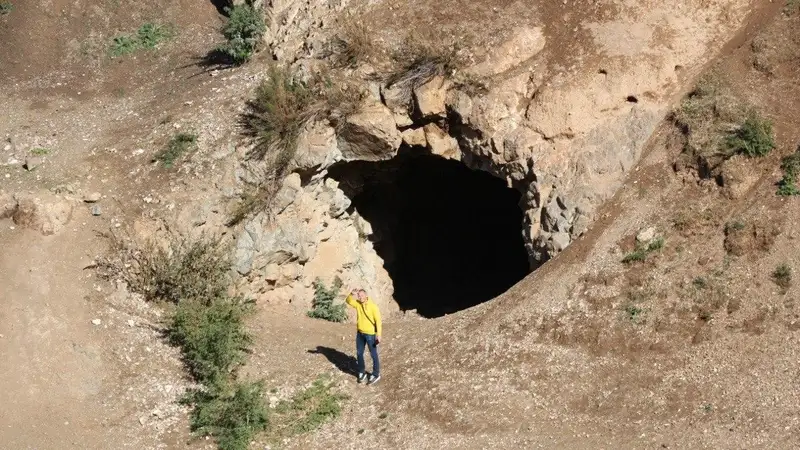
[308,346,356,375]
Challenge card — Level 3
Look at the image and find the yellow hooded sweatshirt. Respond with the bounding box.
[345,294,382,336]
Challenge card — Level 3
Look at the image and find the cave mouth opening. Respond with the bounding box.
[327,149,531,318]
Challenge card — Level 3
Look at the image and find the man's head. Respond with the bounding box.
[356,289,368,303]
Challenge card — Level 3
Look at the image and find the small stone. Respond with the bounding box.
[636,227,657,244]
[91,318,102,326]
[24,156,42,171]
[138,417,147,425]
[127,319,135,327]
[83,192,102,203]
[90,205,102,216]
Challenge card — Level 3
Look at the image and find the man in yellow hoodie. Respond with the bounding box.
[345,288,382,385]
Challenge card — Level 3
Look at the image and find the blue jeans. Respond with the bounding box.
[356,332,380,377]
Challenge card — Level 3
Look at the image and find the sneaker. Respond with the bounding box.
[367,374,381,385]
[357,373,366,384]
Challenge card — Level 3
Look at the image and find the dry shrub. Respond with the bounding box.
[386,38,462,103]
[97,232,231,304]
[672,75,775,179]
[723,220,780,256]
[330,17,373,68]
[235,66,363,224]
[673,75,746,176]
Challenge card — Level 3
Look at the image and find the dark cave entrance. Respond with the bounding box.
[327,149,531,318]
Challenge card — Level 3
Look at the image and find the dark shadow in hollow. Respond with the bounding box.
[209,0,230,16]
[327,149,531,318]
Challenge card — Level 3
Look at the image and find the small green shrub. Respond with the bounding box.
[184,381,269,450]
[673,76,768,175]
[307,277,347,323]
[622,237,665,264]
[777,148,800,196]
[155,132,198,168]
[99,234,232,304]
[786,0,800,15]
[0,1,13,15]
[218,4,267,65]
[110,23,173,57]
[30,147,49,156]
[692,277,708,289]
[272,375,346,436]
[773,264,792,290]
[725,112,775,158]
[169,296,254,386]
[623,304,645,323]
[725,220,746,233]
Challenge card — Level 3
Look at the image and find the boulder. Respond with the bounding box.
[413,76,448,118]
[423,124,460,160]
[12,193,73,235]
[293,122,340,171]
[401,128,427,147]
[271,173,303,215]
[636,227,657,244]
[337,101,402,161]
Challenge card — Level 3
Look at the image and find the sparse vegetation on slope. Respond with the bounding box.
[387,39,461,101]
[99,233,347,449]
[232,66,362,224]
[724,113,775,158]
[183,380,269,450]
[100,234,267,449]
[270,375,346,438]
[777,147,800,196]
[330,18,373,68]
[0,1,13,15]
[307,277,348,323]
[110,23,173,57]
[674,76,775,177]
[155,132,198,168]
[101,234,231,304]
[218,3,267,65]
[773,263,792,291]
[622,236,665,263]
[169,295,254,386]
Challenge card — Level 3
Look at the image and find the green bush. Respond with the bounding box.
[169,296,254,386]
[0,1,13,15]
[218,4,267,65]
[307,277,347,323]
[622,237,665,264]
[110,23,173,57]
[773,263,792,290]
[623,304,645,324]
[184,381,269,450]
[777,148,800,196]
[272,375,346,437]
[725,112,775,158]
[155,132,198,168]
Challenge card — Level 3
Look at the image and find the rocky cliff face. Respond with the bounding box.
[221,0,755,312]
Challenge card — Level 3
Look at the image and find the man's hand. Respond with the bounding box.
[375,335,381,345]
